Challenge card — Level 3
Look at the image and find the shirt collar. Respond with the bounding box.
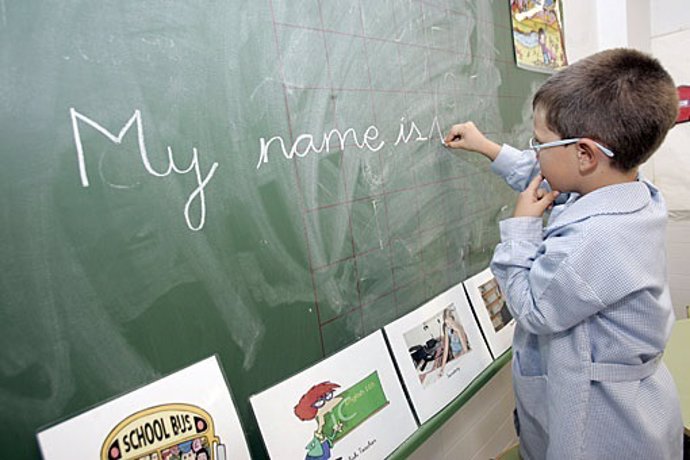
[545,180,654,233]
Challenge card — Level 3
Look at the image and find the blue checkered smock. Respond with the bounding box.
[489,145,683,460]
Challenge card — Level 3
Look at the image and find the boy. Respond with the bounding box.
[444,48,683,459]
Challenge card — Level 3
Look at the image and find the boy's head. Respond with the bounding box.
[533,48,678,172]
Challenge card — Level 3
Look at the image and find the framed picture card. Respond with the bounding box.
[510,0,568,73]
[383,283,493,424]
[37,355,251,460]
[249,331,417,459]
[464,267,516,359]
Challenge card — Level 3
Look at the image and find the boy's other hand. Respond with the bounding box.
[514,174,560,218]
[444,122,501,161]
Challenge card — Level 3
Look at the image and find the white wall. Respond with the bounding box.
[650,0,690,318]
[651,0,690,36]
[563,0,651,62]
[649,0,690,214]
[562,0,599,62]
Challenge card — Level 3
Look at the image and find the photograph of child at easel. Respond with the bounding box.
[404,305,472,387]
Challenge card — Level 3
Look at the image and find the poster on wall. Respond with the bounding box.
[464,267,516,359]
[249,331,417,459]
[510,0,568,73]
[383,283,493,424]
[37,356,251,460]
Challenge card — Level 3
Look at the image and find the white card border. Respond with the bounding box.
[383,282,493,424]
[463,267,515,359]
[249,330,418,459]
[36,355,251,460]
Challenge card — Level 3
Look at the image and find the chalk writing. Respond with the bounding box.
[70,108,219,231]
[256,125,384,169]
[69,109,445,231]
[256,116,445,169]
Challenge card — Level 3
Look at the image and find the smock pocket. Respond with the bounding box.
[513,351,549,458]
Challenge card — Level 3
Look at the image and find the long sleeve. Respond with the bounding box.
[491,144,541,192]
[491,144,571,207]
[491,218,607,335]
[493,176,680,460]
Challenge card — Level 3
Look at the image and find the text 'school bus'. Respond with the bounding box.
[101,403,226,460]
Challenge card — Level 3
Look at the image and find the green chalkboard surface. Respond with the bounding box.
[0,1,546,458]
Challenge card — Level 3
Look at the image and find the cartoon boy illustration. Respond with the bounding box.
[294,382,344,460]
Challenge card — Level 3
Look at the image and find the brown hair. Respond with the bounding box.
[533,48,678,171]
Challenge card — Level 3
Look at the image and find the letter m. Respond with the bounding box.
[69,108,145,187]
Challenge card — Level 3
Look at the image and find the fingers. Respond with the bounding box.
[525,174,544,192]
[444,122,475,148]
[535,190,560,212]
[514,174,560,217]
[444,124,466,148]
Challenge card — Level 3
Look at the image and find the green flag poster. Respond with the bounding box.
[322,371,389,444]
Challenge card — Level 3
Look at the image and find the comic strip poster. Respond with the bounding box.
[383,283,493,424]
[249,331,417,459]
[510,0,568,73]
[37,356,251,460]
[464,268,516,359]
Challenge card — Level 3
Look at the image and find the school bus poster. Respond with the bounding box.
[37,356,251,460]
[101,404,223,460]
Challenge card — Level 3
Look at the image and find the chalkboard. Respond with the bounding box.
[0,1,546,458]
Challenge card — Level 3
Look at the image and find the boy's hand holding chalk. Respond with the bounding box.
[443,122,501,161]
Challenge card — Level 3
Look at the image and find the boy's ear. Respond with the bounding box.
[575,139,599,174]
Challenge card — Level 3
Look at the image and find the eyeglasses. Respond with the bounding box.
[311,391,334,409]
[529,137,615,158]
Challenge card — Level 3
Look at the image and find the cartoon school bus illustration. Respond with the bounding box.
[294,372,389,460]
[101,403,226,460]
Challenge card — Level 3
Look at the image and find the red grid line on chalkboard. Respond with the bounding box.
[269,0,529,356]
[399,0,427,324]
[282,84,528,100]
[274,20,518,66]
[275,21,468,58]
[303,168,494,214]
[316,0,367,336]
[386,5,417,320]
[356,0,401,315]
[418,0,515,32]
[319,230,495,327]
[268,0,328,356]
[435,0,468,290]
[310,204,497,275]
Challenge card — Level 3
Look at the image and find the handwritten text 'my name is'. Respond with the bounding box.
[70,109,445,231]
